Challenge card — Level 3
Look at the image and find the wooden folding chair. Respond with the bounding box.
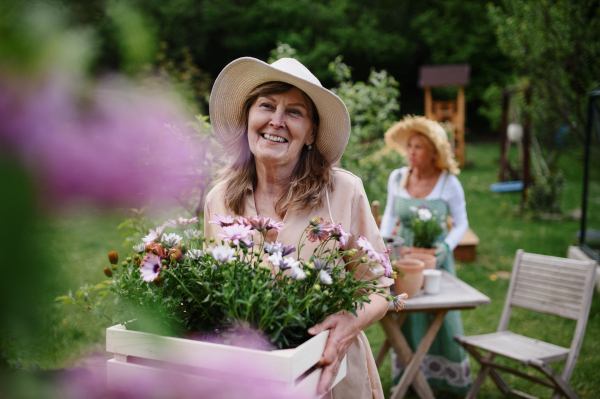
[454,250,597,399]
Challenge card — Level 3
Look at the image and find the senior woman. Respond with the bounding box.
[379,115,472,394]
[204,57,394,398]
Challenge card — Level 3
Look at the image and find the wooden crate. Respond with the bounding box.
[106,324,346,398]
[453,228,480,263]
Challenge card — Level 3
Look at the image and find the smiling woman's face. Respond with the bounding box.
[247,87,315,170]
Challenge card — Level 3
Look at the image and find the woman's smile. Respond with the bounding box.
[247,87,315,169]
[261,133,288,143]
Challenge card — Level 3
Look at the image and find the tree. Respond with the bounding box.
[488,0,600,165]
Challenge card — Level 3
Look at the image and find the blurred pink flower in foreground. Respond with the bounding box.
[0,72,202,207]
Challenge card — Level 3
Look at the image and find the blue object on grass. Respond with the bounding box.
[490,181,524,193]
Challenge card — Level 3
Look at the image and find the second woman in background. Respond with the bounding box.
[379,115,472,394]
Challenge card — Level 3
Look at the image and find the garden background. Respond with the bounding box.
[1,0,599,398]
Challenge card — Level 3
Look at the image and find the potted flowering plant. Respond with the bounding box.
[58,214,407,395]
[408,205,444,256]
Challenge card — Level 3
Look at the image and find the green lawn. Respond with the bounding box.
[1,143,598,398]
[367,143,600,398]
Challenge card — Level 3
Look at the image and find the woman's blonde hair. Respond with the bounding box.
[217,82,334,218]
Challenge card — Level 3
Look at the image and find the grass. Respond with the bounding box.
[1,143,598,398]
[366,142,600,398]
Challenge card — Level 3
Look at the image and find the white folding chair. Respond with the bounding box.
[455,250,597,399]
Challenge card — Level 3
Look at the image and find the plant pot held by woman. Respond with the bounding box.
[409,205,444,255]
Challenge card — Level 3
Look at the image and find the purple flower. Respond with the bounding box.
[210,245,236,263]
[281,257,300,270]
[209,214,238,227]
[218,223,255,246]
[162,233,182,247]
[140,253,162,282]
[142,226,165,244]
[393,293,408,311]
[0,73,204,207]
[163,217,198,229]
[241,237,255,248]
[264,241,296,256]
[330,222,351,248]
[305,217,331,243]
[280,244,296,256]
[185,249,204,261]
[357,236,386,263]
[318,269,333,285]
[290,266,307,280]
[313,259,329,271]
[268,252,283,267]
[382,256,393,277]
[244,215,284,233]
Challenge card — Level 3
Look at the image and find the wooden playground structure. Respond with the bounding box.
[418,64,470,168]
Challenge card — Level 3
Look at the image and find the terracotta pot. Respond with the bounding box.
[411,246,436,256]
[404,253,436,270]
[393,259,424,299]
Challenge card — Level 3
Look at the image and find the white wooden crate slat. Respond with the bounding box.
[106,324,347,395]
[107,325,327,383]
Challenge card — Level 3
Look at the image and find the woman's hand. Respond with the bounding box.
[308,312,363,395]
[434,241,450,267]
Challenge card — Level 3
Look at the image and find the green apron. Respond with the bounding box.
[392,173,472,394]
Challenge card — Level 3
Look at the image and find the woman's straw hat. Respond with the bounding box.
[209,57,351,165]
[384,115,460,174]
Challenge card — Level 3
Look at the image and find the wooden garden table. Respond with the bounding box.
[375,270,490,399]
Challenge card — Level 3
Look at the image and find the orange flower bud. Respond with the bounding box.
[169,248,184,263]
[103,267,113,277]
[108,251,119,264]
[146,243,167,258]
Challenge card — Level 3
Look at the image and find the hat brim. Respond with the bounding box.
[209,57,350,165]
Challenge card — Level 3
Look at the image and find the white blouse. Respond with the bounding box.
[379,167,468,250]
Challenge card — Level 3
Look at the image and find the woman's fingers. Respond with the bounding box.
[308,316,337,335]
[317,357,341,395]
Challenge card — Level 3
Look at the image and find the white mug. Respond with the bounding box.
[423,269,442,295]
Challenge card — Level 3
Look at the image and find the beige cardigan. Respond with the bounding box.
[204,168,393,399]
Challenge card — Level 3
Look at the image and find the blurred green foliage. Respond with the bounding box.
[54,0,512,133]
[329,56,405,205]
[488,0,600,165]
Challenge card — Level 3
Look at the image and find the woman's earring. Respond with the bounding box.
[307,145,312,150]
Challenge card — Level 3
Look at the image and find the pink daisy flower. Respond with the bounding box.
[305,217,331,242]
[142,226,165,244]
[393,293,409,311]
[163,217,198,229]
[330,222,351,248]
[243,215,284,233]
[218,223,255,246]
[140,253,162,282]
[357,236,386,262]
[209,214,237,227]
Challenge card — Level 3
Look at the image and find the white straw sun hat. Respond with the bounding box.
[209,57,351,165]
